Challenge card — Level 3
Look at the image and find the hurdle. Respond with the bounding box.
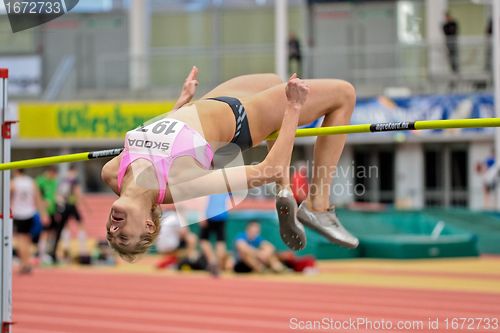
[0,117,500,171]
[0,68,13,333]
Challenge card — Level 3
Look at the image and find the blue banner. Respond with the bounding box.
[303,93,495,137]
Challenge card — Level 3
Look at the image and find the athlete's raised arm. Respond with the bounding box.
[173,66,199,109]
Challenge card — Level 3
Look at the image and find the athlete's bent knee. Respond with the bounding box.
[337,80,356,107]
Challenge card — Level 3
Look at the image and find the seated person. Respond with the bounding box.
[234,220,285,273]
[155,209,199,269]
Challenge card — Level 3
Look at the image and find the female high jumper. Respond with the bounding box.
[101,67,359,262]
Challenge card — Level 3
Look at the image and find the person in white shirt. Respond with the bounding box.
[155,209,199,269]
[11,169,47,274]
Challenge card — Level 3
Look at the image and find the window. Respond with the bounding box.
[424,145,468,207]
[353,147,395,204]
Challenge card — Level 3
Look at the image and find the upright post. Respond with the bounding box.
[0,68,13,333]
[275,0,288,81]
[129,0,151,91]
[493,0,500,210]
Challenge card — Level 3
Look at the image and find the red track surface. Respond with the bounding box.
[16,195,500,332]
[13,269,500,333]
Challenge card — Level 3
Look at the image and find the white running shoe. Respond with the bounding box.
[297,202,359,248]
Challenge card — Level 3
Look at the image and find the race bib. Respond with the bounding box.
[125,119,184,156]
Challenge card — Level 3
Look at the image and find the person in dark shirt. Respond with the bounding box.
[50,165,87,263]
[486,18,493,73]
[442,11,459,73]
[288,32,302,77]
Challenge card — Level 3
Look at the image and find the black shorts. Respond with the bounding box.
[233,260,253,273]
[178,238,187,250]
[206,96,253,151]
[199,220,226,242]
[43,214,59,231]
[61,204,82,223]
[14,217,35,234]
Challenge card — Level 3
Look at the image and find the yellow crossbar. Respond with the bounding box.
[1,118,499,171]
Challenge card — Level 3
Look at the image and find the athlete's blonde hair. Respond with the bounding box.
[106,205,162,263]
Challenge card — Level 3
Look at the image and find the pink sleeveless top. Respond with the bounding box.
[117,118,214,203]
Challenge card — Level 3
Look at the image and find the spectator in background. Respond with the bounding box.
[486,18,493,73]
[199,193,229,277]
[443,11,460,73]
[155,209,199,269]
[11,169,47,274]
[478,149,497,210]
[94,240,115,266]
[234,221,285,274]
[36,166,58,262]
[291,161,309,205]
[51,165,88,263]
[288,32,302,77]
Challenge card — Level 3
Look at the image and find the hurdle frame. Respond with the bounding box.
[0,68,13,333]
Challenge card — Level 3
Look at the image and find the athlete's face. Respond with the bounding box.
[106,198,154,252]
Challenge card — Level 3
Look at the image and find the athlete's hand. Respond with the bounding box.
[174,66,199,109]
[181,66,199,99]
[286,73,309,108]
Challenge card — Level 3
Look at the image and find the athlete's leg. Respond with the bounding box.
[245,79,358,248]
[306,83,355,212]
[246,79,356,210]
[201,74,283,100]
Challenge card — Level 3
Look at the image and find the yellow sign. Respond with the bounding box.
[18,101,176,139]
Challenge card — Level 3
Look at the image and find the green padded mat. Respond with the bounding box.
[182,208,486,259]
[335,209,480,259]
[424,209,500,254]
